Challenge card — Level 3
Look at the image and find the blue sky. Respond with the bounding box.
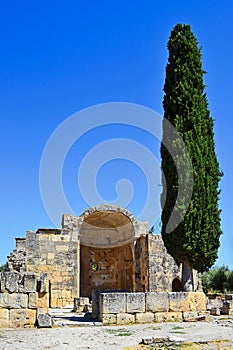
[0,1,232,269]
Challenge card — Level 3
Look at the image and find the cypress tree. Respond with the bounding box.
[161,24,222,291]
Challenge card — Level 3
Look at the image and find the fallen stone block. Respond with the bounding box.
[116,313,135,325]
[145,292,169,312]
[74,297,90,312]
[126,292,145,313]
[36,308,52,328]
[183,311,198,322]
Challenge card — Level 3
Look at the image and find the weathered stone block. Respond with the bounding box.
[183,311,198,322]
[169,292,206,312]
[0,309,9,328]
[145,292,169,312]
[100,293,126,314]
[197,311,212,321]
[154,312,183,322]
[126,293,145,313]
[22,273,37,292]
[0,293,28,309]
[9,309,36,328]
[38,272,48,293]
[36,309,52,328]
[28,292,49,310]
[28,293,37,309]
[169,292,189,312]
[92,289,129,318]
[74,297,90,312]
[222,300,233,315]
[37,293,49,310]
[1,272,20,293]
[100,313,117,325]
[135,312,154,324]
[116,313,135,325]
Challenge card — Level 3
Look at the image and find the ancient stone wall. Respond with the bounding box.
[8,229,79,307]
[6,206,202,314]
[98,291,208,325]
[0,271,49,327]
[147,234,181,292]
[147,234,202,293]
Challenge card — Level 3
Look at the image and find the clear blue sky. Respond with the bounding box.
[0,1,232,269]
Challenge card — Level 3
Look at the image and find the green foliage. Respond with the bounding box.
[161,23,222,272]
[0,263,7,272]
[202,266,233,293]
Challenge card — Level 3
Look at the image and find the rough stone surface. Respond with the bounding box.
[126,292,145,313]
[100,313,117,325]
[22,273,37,292]
[0,272,20,293]
[169,292,206,312]
[36,309,52,328]
[0,308,9,327]
[74,297,90,312]
[154,311,183,322]
[116,313,135,325]
[135,312,154,324]
[0,293,28,309]
[100,293,126,314]
[9,309,36,328]
[145,292,169,312]
[183,311,199,322]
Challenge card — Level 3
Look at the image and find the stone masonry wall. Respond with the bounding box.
[148,235,180,292]
[8,229,79,307]
[99,291,208,325]
[0,271,49,328]
[148,235,202,292]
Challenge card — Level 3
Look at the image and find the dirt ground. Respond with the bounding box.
[0,317,233,350]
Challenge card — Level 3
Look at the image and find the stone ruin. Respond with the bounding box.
[0,204,206,328]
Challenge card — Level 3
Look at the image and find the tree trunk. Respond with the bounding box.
[182,259,194,291]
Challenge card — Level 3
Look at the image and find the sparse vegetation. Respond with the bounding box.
[106,328,132,336]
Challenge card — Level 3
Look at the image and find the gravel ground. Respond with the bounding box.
[0,318,233,350]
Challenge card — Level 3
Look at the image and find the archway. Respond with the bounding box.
[79,207,136,299]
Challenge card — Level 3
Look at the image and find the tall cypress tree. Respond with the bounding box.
[161,24,222,291]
